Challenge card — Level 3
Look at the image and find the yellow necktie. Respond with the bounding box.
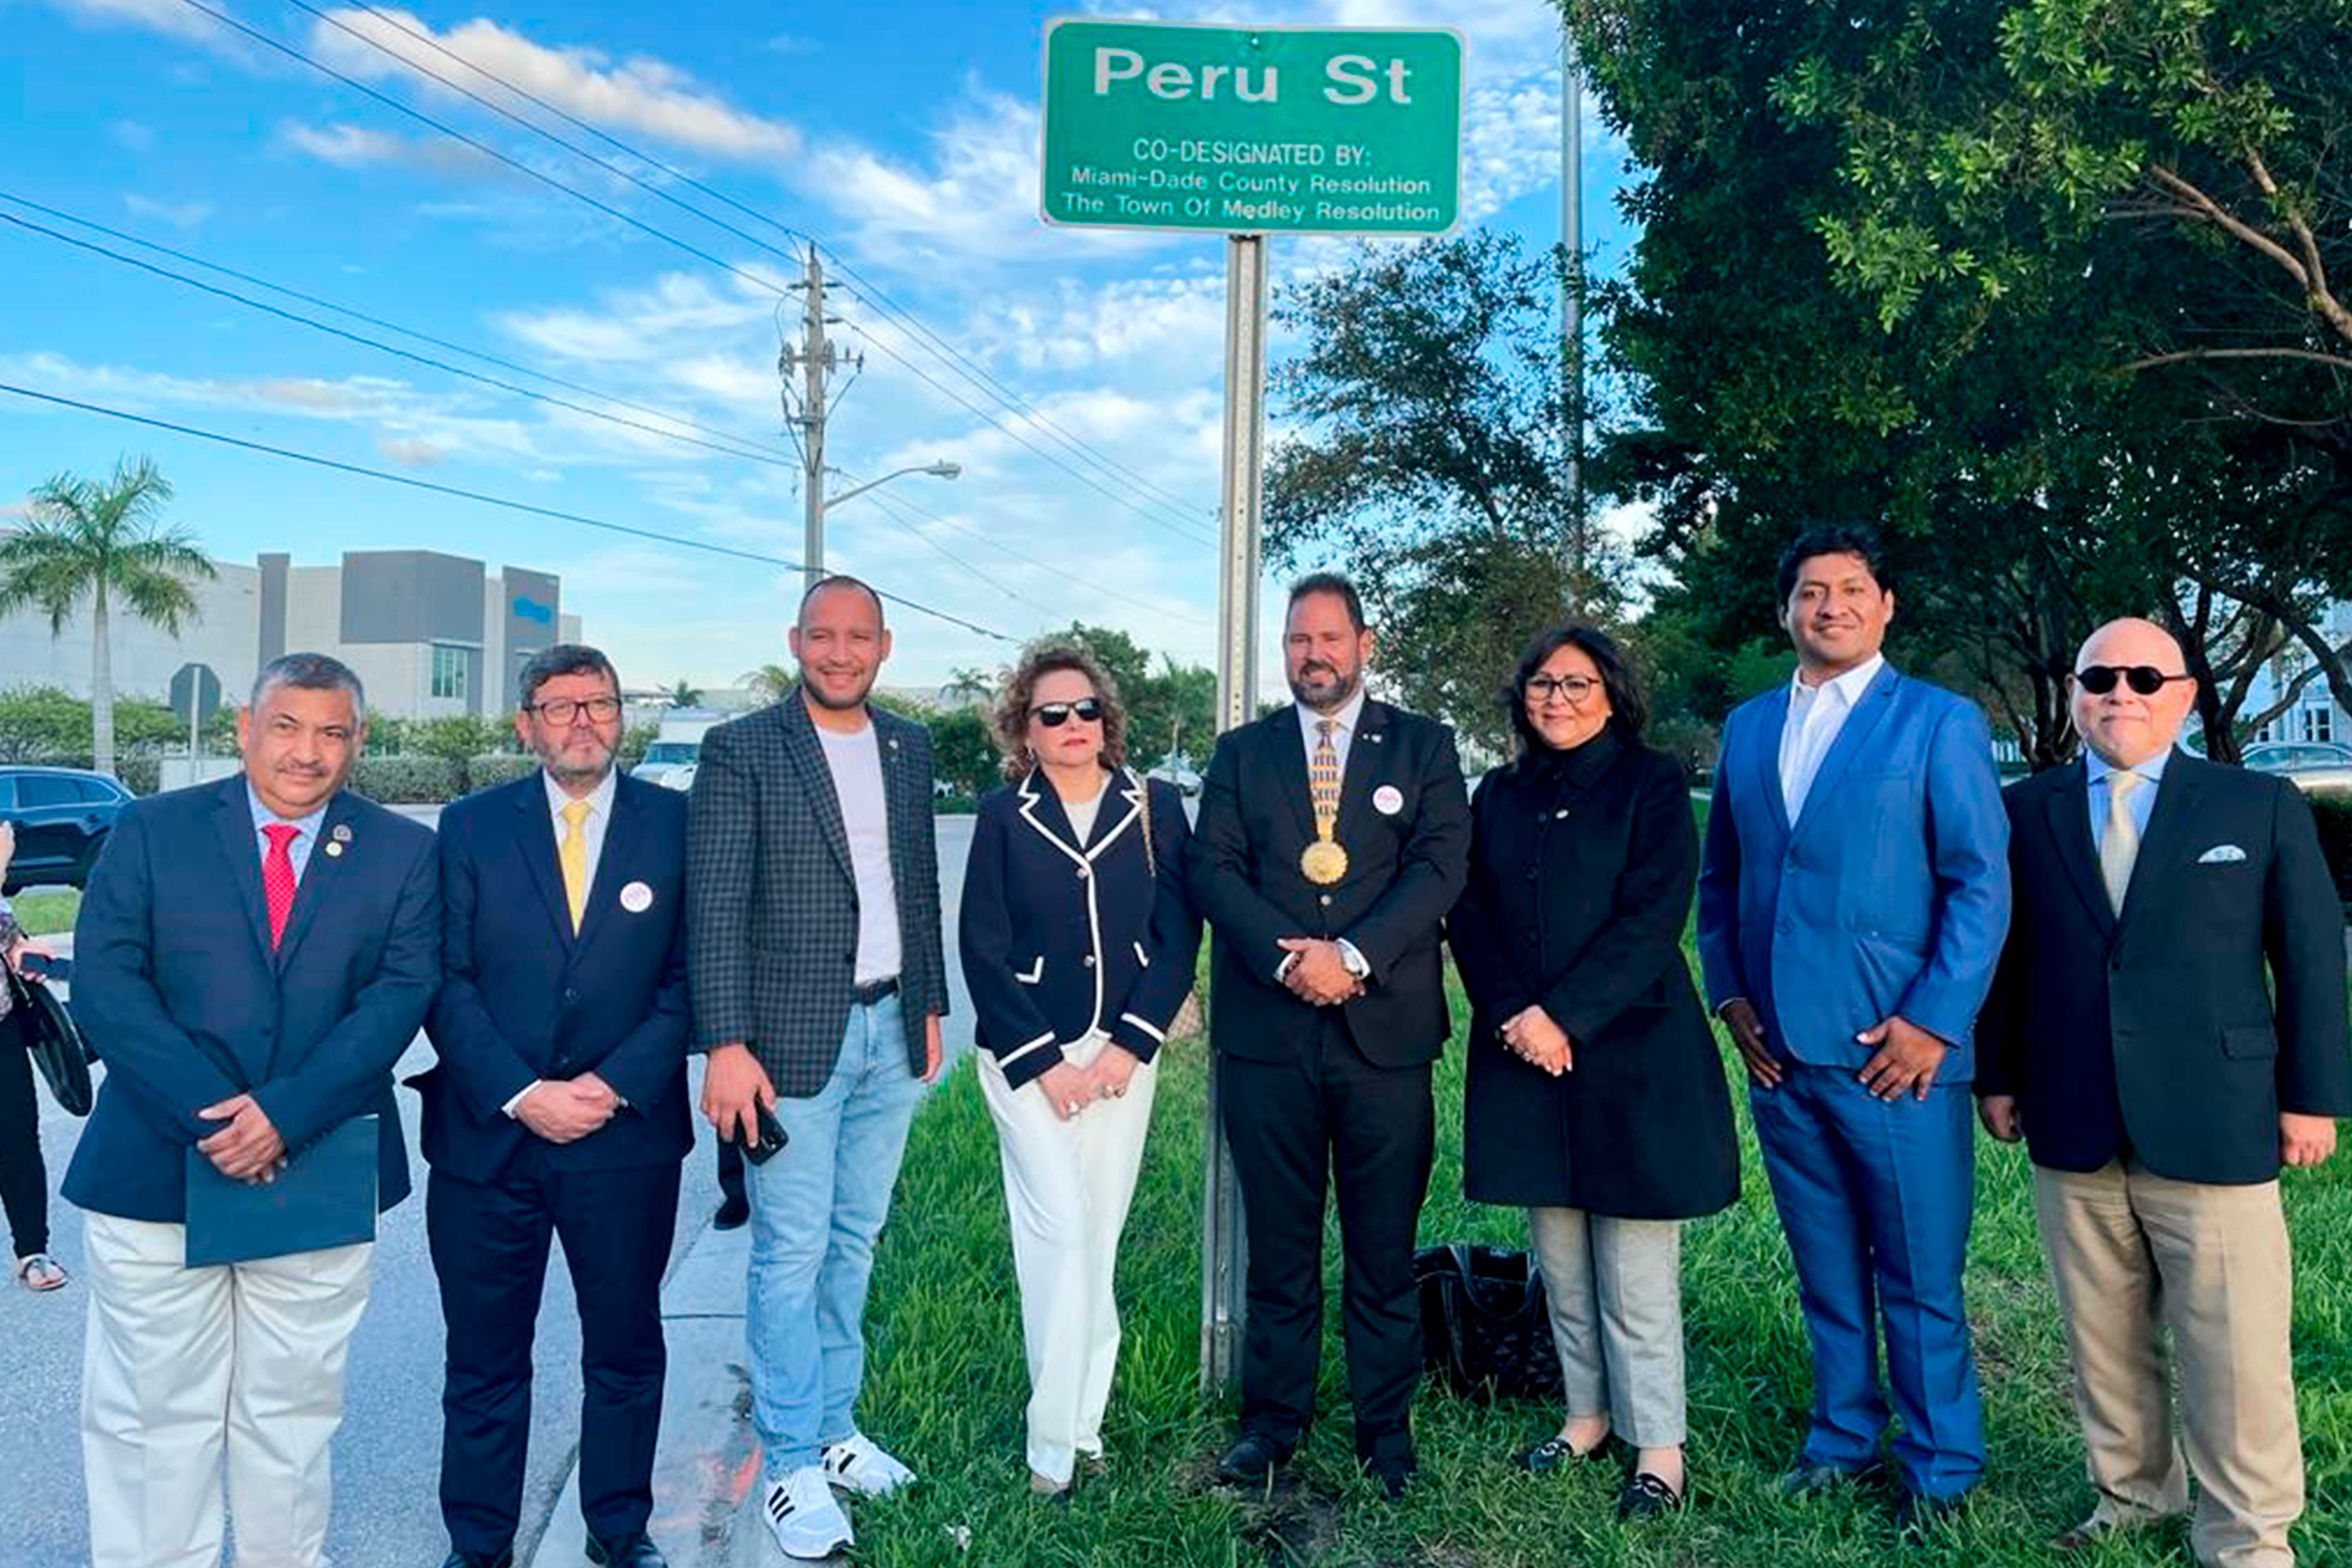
[2100,769,2141,913]
[559,799,591,932]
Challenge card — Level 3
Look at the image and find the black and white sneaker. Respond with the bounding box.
[821,1432,916,1497]
[762,1466,852,1560]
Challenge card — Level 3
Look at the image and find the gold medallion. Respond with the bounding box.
[1300,837,1349,885]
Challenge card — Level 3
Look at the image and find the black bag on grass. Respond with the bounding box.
[1414,1243,1564,1402]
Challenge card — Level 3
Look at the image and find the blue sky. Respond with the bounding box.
[0,0,1635,695]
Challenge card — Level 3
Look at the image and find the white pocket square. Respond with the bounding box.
[2198,844,2247,864]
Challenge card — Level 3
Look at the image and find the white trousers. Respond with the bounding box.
[81,1212,374,1568]
[978,1035,1157,1486]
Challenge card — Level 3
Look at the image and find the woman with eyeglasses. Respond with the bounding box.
[1450,625,1738,1519]
[958,642,1201,1498]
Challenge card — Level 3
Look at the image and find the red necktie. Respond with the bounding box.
[262,823,300,950]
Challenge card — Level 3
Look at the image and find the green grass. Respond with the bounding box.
[12,889,79,936]
[843,930,2352,1564]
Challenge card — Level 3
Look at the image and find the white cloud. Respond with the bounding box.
[375,436,446,468]
[305,7,800,163]
[275,121,506,179]
[123,194,213,229]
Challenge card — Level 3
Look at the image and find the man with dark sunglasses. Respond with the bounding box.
[1979,617,2346,1566]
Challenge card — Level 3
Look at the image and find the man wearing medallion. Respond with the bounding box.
[1189,573,1472,1498]
[421,644,691,1568]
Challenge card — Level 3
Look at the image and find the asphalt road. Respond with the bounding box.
[0,811,980,1567]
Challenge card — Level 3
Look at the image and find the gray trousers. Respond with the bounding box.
[1527,1207,1686,1448]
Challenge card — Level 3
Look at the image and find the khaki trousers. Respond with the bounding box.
[2033,1161,2301,1568]
[81,1212,374,1568]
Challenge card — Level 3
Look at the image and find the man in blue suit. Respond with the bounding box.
[69,652,440,1568]
[1697,527,2010,1532]
[422,644,691,1568]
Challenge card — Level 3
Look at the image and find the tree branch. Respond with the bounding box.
[2123,347,2352,373]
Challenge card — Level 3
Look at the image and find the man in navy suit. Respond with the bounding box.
[1697,528,2010,1531]
[69,652,440,1568]
[423,644,691,1568]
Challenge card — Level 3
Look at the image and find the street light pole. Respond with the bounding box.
[1561,18,1587,612]
[807,463,962,587]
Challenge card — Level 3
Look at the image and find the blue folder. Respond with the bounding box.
[183,1114,379,1266]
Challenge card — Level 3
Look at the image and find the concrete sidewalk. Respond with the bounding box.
[522,1216,769,1568]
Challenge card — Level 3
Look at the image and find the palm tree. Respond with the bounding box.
[0,456,215,777]
[739,663,795,704]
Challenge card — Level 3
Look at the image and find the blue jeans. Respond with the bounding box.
[744,993,927,1478]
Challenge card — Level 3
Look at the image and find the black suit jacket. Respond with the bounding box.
[1980,751,2351,1183]
[959,768,1201,1088]
[1452,733,1737,1220]
[417,771,692,1186]
[686,690,948,1096]
[1188,699,1471,1065]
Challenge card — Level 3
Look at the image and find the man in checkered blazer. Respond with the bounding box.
[687,576,949,1561]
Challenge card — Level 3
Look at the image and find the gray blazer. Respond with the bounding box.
[685,689,949,1096]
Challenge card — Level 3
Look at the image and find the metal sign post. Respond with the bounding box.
[1200,231,1268,1390]
[1038,15,1463,1392]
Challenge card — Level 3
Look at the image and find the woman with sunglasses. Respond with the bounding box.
[1450,625,1738,1519]
[958,642,1201,1498]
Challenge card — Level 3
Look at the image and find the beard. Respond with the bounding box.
[1288,660,1360,711]
[802,666,876,711]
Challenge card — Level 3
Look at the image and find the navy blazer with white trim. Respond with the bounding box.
[959,768,1201,1089]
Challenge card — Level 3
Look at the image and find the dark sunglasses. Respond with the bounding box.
[2073,665,2193,697]
[1029,698,1103,728]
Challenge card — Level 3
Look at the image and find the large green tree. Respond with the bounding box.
[0,456,216,777]
[1264,230,1609,750]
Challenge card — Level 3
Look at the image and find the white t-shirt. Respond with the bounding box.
[1060,775,1108,845]
[816,720,902,985]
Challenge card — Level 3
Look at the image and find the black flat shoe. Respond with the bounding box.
[1214,1431,1291,1487]
[1617,1470,1685,1520]
[1517,1433,1608,1474]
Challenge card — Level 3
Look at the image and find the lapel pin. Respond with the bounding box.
[1368,732,1385,744]
[620,880,654,913]
[332,824,353,842]
[324,840,345,858]
[1373,784,1405,816]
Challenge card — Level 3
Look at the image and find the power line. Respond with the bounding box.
[218,0,1216,548]
[321,0,1215,530]
[0,206,797,471]
[0,191,793,463]
[0,380,1019,643]
[0,190,1208,628]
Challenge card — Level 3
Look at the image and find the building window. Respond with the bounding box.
[2303,706,2335,744]
[431,644,468,701]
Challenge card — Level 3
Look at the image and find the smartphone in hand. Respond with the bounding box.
[732,1101,790,1165]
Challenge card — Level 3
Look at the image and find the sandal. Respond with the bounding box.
[15,1253,66,1292]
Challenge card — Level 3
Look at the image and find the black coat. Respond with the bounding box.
[1188,699,1472,1065]
[1980,752,2351,1184]
[1451,731,1737,1220]
[958,768,1201,1089]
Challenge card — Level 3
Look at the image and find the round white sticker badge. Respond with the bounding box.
[1372,785,1405,817]
[619,880,654,914]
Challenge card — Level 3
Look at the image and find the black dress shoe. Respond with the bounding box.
[1617,1470,1685,1521]
[1214,1431,1291,1486]
[1367,1458,1416,1501]
[1779,1457,1888,1497]
[1517,1433,1608,1474]
[584,1530,668,1567]
[713,1195,750,1231]
[441,1551,514,1568]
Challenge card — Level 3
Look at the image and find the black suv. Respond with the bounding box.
[0,766,131,891]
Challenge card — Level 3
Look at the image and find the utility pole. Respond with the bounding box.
[780,243,854,597]
[1561,20,1588,613]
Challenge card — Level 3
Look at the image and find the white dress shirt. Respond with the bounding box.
[1778,653,1885,820]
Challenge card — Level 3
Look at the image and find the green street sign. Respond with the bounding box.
[1040,19,1463,236]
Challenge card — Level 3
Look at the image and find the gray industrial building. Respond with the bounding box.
[0,548,582,720]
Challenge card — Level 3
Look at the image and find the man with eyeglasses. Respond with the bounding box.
[423,644,692,1568]
[1697,525,2010,1534]
[691,575,948,1560]
[1977,617,2346,1566]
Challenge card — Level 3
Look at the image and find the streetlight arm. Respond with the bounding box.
[821,461,960,514]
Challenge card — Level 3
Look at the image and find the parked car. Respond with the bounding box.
[1146,753,1203,796]
[0,765,132,891]
[2240,742,2352,797]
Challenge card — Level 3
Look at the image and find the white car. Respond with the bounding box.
[2240,742,2352,797]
